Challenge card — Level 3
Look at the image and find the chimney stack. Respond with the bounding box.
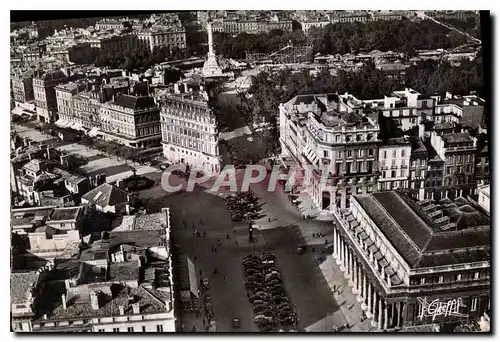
[132,303,140,315]
[119,305,125,316]
[90,291,99,310]
[125,204,130,215]
[61,294,67,309]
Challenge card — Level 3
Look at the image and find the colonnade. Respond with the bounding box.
[332,224,404,330]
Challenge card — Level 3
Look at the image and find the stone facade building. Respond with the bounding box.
[33,69,69,123]
[160,89,221,173]
[100,94,161,148]
[331,191,490,331]
[279,93,380,210]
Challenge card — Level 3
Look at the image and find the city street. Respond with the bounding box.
[145,167,368,332]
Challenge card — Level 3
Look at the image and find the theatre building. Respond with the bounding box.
[331,190,490,331]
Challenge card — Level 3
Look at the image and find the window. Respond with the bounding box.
[157,325,163,332]
[401,149,406,157]
[337,151,342,159]
[358,150,363,158]
[356,187,363,194]
[391,171,396,178]
[346,135,351,142]
[335,135,340,142]
[471,298,478,311]
[357,161,363,172]
[368,149,374,157]
[383,151,387,159]
[128,327,134,332]
[323,150,328,158]
[438,276,444,283]
[392,150,396,158]
[420,277,426,285]
[98,329,105,332]
[347,150,352,158]
[474,272,480,279]
[456,274,462,281]
[60,223,65,227]
[142,326,146,332]
[113,328,120,332]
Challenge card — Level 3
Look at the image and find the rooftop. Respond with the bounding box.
[11,206,55,228]
[113,212,168,232]
[112,94,158,112]
[11,271,39,305]
[81,183,129,208]
[35,284,167,322]
[353,191,490,268]
[47,206,82,222]
[441,132,473,144]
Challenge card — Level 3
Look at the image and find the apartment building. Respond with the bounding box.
[100,94,161,149]
[137,26,187,53]
[160,87,221,173]
[72,89,103,131]
[331,191,490,331]
[55,82,87,130]
[430,131,477,198]
[33,69,69,123]
[363,88,433,132]
[377,138,412,192]
[211,18,292,34]
[477,184,489,214]
[11,69,35,104]
[279,93,380,210]
[90,34,139,56]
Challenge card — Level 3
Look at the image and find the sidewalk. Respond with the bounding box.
[313,254,374,332]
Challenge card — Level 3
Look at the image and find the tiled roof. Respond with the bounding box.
[81,183,129,208]
[442,132,472,144]
[113,212,167,231]
[11,271,39,304]
[35,284,167,321]
[22,159,42,173]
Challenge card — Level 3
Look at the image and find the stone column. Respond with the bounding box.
[339,239,345,270]
[371,291,378,327]
[360,273,368,308]
[396,302,402,328]
[383,300,389,330]
[377,295,383,330]
[333,227,338,258]
[352,259,358,294]
[366,283,373,318]
[336,232,341,265]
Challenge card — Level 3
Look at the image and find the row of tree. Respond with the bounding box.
[212,18,474,59]
[93,45,186,72]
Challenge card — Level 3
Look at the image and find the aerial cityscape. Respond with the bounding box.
[10,10,490,333]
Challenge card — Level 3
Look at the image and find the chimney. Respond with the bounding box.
[90,291,99,310]
[61,294,67,309]
[125,204,130,215]
[132,303,140,314]
[119,305,125,316]
[165,299,172,312]
[46,146,50,160]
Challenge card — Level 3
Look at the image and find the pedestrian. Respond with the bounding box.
[226,234,230,239]
[199,270,202,276]
[193,256,197,262]
[268,217,271,223]
[214,247,217,252]
[203,230,207,237]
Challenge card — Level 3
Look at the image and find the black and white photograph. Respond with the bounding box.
[8,7,492,334]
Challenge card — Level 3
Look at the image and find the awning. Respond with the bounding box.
[54,119,65,127]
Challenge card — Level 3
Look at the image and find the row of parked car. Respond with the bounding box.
[242,253,298,332]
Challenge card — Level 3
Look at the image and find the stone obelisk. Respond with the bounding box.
[202,21,223,78]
